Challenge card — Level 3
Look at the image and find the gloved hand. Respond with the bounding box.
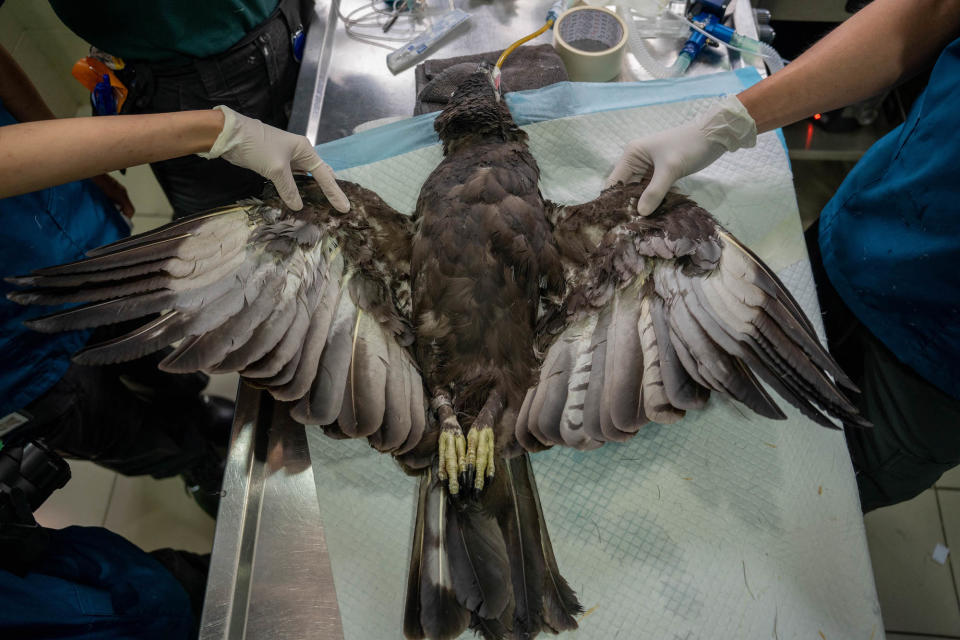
[199,105,350,213]
[604,95,757,216]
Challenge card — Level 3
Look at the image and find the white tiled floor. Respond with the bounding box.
[102,474,216,555]
[864,488,960,637]
[34,459,116,530]
[34,370,240,556]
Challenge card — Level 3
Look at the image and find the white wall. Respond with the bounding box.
[0,0,89,116]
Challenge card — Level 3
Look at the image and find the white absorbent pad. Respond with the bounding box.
[305,96,884,639]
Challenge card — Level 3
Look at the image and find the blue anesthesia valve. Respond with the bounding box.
[675,0,772,75]
[674,0,728,75]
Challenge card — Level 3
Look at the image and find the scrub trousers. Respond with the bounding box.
[806,226,960,513]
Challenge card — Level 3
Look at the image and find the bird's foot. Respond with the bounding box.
[437,413,467,495]
[465,425,495,493]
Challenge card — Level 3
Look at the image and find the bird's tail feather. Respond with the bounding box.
[515,455,582,632]
[404,454,581,640]
[405,469,470,640]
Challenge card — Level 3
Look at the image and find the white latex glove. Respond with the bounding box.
[604,95,757,216]
[198,105,350,212]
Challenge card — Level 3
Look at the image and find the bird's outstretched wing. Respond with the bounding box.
[516,181,868,452]
[8,179,431,463]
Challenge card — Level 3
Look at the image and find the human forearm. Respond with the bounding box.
[0,110,224,198]
[738,0,960,133]
[0,44,56,122]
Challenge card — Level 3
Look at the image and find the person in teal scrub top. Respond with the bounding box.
[607,0,960,512]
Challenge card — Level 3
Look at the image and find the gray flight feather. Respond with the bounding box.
[348,311,389,438]
[602,284,647,436]
[638,297,684,424]
[243,299,312,379]
[375,338,414,452]
[297,279,358,426]
[581,306,612,444]
[272,267,344,401]
[648,296,710,410]
[535,338,575,447]
[556,314,604,449]
[395,367,427,456]
[83,206,250,258]
[24,289,179,333]
[72,311,191,366]
[514,387,541,453]
[526,329,570,447]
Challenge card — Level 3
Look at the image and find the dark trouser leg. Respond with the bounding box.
[25,361,216,479]
[805,225,960,512]
[845,333,960,512]
[150,154,269,220]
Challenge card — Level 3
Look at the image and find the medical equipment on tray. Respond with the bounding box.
[552,6,629,82]
[386,8,471,73]
[621,0,784,79]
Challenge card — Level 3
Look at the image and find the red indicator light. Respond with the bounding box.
[813,113,822,120]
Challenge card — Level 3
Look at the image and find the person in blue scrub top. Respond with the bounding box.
[607,0,960,512]
[0,42,346,638]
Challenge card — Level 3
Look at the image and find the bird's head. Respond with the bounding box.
[434,62,526,155]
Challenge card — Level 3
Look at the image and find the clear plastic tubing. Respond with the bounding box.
[617,5,683,79]
[618,6,785,78]
[680,14,785,74]
[730,35,784,73]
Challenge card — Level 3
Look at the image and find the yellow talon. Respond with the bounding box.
[468,426,496,492]
[438,426,466,495]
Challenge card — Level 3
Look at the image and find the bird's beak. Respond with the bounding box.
[475,61,502,102]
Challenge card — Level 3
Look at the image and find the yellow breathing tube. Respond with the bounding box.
[495,18,555,71]
[494,0,567,86]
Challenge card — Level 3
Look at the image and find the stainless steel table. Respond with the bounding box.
[201,2,761,638]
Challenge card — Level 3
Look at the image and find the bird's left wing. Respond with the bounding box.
[8,179,430,463]
[516,182,868,453]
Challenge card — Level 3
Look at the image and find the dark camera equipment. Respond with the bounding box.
[0,415,71,574]
[0,413,71,521]
[0,440,71,520]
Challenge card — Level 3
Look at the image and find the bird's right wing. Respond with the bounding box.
[8,179,432,465]
[514,182,868,453]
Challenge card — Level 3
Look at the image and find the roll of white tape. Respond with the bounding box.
[553,6,628,82]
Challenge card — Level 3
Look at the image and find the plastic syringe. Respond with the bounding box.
[386,9,471,74]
